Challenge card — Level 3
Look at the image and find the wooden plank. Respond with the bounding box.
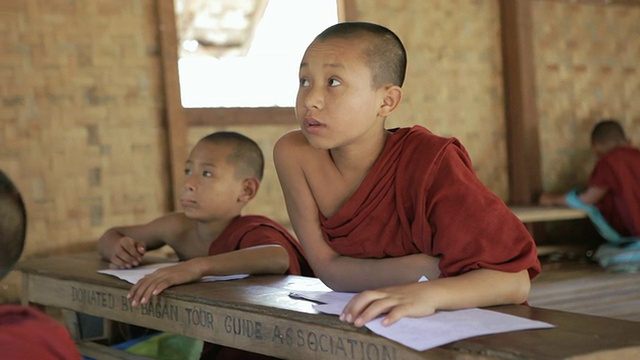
[23,274,435,360]
[499,0,542,206]
[157,0,188,210]
[17,253,640,360]
[185,107,295,126]
[530,260,640,322]
[509,206,587,223]
[539,0,640,6]
[339,0,358,21]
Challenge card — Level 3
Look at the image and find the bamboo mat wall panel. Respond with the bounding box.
[0,0,169,302]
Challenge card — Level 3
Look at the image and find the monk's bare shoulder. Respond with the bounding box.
[274,130,334,173]
[275,130,312,160]
[274,131,350,218]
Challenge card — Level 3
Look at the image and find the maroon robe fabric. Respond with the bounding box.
[207,215,313,277]
[589,146,640,237]
[201,215,312,360]
[321,126,541,279]
[0,305,81,359]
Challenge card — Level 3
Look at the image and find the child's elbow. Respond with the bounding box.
[268,247,293,275]
[510,270,532,304]
[313,269,354,292]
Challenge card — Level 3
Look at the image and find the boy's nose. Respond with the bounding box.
[183,176,196,191]
[302,86,323,110]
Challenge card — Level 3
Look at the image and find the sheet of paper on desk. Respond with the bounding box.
[97,263,249,285]
[290,289,555,352]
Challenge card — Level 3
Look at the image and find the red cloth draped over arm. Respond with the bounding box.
[208,215,313,276]
[320,125,540,279]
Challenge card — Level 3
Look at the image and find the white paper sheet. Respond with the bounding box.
[97,262,249,285]
[289,289,555,352]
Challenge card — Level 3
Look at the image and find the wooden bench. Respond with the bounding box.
[509,205,587,223]
[18,253,640,359]
[530,258,640,322]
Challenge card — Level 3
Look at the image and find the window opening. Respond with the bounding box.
[175,0,339,108]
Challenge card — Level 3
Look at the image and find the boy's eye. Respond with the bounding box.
[328,78,341,87]
[299,78,310,87]
[202,171,213,177]
[184,168,192,175]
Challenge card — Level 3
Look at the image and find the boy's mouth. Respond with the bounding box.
[303,118,324,128]
[180,199,197,207]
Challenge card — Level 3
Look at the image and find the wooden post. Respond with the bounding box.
[157,0,187,210]
[499,0,542,206]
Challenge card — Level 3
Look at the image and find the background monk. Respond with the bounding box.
[274,22,540,328]
[539,119,640,238]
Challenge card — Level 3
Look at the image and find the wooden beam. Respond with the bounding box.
[540,0,640,6]
[185,107,295,126]
[157,0,187,211]
[339,0,358,21]
[499,0,542,205]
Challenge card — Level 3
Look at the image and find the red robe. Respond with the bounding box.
[202,215,312,360]
[0,305,81,359]
[208,215,313,277]
[589,146,640,237]
[321,126,540,279]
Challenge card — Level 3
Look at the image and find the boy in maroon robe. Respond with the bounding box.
[540,119,640,237]
[274,22,540,327]
[98,131,312,360]
[0,170,81,359]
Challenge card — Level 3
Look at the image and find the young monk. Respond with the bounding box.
[98,131,312,360]
[274,22,540,328]
[539,119,640,237]
[0,170,81,359]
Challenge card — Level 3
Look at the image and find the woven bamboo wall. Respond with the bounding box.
[0,0,170,302]
[533,1,640,192]
[2,0,638,303]
[352,0,509,199]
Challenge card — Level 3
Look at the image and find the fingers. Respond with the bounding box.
[340,284,436,327]
[341,290,395,327]
[111,237,145,269]
[380,304,413,327]
[128,275,170,306]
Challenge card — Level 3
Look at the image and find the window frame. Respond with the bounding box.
[157,0,353,208]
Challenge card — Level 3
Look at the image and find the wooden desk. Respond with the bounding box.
[510,206,587,223]
[18,253,640,360]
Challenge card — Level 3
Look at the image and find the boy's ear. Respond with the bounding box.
[378,85,403,117]
[238,177,260,203]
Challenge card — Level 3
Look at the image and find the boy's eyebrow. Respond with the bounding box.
[184,159,216,167]
[300,61,345,70]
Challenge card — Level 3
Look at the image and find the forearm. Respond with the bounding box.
[317,253,440,292]
[427,269,530,310]
[191,245,291,277]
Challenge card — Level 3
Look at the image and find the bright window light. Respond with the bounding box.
[178,0,338,108]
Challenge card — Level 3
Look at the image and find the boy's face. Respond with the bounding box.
[296,37,389,150]
[181,141,244,221]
